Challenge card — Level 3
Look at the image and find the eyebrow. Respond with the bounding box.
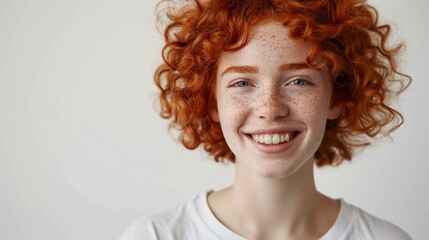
[221,65,258,77]
[220,62,314,77]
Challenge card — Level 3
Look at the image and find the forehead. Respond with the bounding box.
[217,21,311,71]
[248,20,303,47]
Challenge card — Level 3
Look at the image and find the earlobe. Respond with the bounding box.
[327,102,343,120]
[209,108,220,122]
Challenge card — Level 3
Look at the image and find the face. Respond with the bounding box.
[212,20,341,178]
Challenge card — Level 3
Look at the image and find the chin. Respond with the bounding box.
[250,159,307,179]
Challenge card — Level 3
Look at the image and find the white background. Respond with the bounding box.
[0,0,427,239]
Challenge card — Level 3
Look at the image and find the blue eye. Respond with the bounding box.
[234,81,251,87]
[290,79,306,86]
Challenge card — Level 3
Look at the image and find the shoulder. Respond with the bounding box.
[341,201,411,240]
[118,193,215,240]
[353,205,411,240]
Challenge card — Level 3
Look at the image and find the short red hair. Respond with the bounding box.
[154,0,410,166]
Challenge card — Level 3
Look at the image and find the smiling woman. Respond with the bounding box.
[119,0,412,239]
[153,0,410,168]
[211,21,340,179]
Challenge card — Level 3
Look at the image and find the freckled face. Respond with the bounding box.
[213,21,341,178]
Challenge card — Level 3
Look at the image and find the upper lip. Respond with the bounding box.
[244,128,301,135]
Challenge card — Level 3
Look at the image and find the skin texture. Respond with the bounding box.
[212,20,341,179]
[208,20,342,239]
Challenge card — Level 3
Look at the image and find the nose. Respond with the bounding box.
[256,86,288,121]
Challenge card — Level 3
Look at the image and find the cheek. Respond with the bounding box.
[216,93,250,152]
[291,89,331,128]
[217,93,249,126]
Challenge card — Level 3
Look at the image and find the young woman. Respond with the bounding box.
[120,0,411,239]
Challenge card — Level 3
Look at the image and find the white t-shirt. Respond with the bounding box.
[119,192,411,240]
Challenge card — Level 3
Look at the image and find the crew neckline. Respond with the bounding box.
[195,191,351,240]
[196,191,247,240]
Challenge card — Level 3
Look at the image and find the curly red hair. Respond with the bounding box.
[154,0,410,166]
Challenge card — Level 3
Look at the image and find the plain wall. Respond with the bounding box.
[0,0,427,239]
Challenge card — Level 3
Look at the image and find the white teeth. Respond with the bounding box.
[251,133,294,145]
[272,134,280,144]
[285,133,290,142]
[264,135,272,144]
[253,135,259,142]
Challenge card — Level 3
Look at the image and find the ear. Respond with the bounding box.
[209,108,220,122]
[327,101,343,120]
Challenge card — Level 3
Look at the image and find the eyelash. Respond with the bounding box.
[230,78,309,88]
[232,81,252,87]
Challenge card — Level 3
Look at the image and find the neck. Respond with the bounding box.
[234,159,319,228]
[208,159,339,239]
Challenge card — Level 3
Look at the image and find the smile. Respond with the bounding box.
[250,132,297,145]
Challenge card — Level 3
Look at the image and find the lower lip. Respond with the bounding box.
[247,133,301,154]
